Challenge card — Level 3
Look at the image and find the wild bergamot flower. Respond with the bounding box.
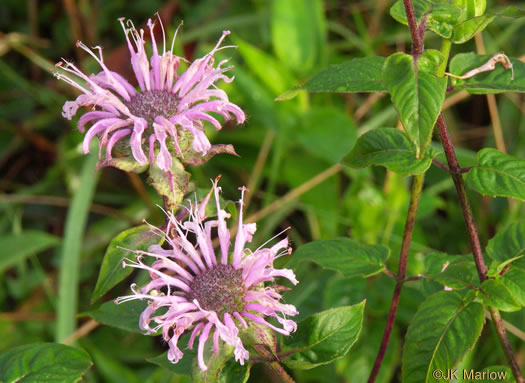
[115,181,299,370]
[55,16,245,172]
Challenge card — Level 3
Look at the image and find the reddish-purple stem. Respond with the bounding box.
[367,174,425,383]
[435,115,523,382]
[368,0,524,382]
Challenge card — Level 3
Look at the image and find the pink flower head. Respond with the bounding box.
[115,181,299,371]
[55,16,245,171]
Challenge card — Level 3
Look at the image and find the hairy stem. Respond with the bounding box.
[400,1,523,382]
[367,173,425,383]
[436,115,524,383]
[489,307,525,381]
[403,0,423,55]
[253,345,296,383]
[435,115,487,281]
[367,2,427,380]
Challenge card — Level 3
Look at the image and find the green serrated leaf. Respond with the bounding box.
[500,273,525,307]
[288,238,390,278]
[449,0,490,44]
[452,14,495,43]
[449,53,525,94]
[422,253,478,295]
[344,128,438,176]
[282,301,365,369]
[429,264,475,289]
[467,148,525,200]
[294,56,386,95]
[452,7,525,44]
[0,231,60,273]
[383,50,447,157]
[271,0,325,74]
[479,279,522,312]
[147,334,196,376]
[91,225,163,303]
[148,158,190,210]
[402,291,485,383]
[0,343,92,383]
[390,0,464,39]
[85,300,149,334]
[390,0,523,43]
[453,0,486,18]
[486,222,525,265]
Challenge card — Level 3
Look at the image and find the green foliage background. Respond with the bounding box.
[1,0,524,382]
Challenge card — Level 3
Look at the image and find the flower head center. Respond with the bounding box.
[189,264,246,316]
[127,90,179,123]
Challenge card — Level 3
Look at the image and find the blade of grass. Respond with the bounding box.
[56,152,99,343]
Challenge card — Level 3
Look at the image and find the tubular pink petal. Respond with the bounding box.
[78,111,116,132]
[62,101,80,120]
[152,237,201,274]
[172,57,209,96]
[154,116,182,154]
[203,221,217,266]
[241,312,290,336]
[189,322,205,350]
[77,42,132,101]
[130,118,148,164]
[233,341,249,365]
[172,228,207,272]
[197,187,213,219]
[197,322,214,371]
[107,71,138,97]
[269,238,289,256]
[106,128,132,160]
[185,111,222,130]
[274,315,298,333]
[82,118,123,154]
[139,303,158,333]
[269,268,299,285]
[90,71,137,101]
[233,312,248,328]
[224,103,246,123]
[152,124,173,171]
[244,303,274,316]
[167,336,184,363]
[213,183,231,264]
[213,328,220,355]
[146,251,195,281]
[186,126,212,153]
[242,250,272,286]
[124,259,192,292]
[148,133,156,164]
[99,119,132,151]
[147,18,161,90]
[184,222,214,268]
